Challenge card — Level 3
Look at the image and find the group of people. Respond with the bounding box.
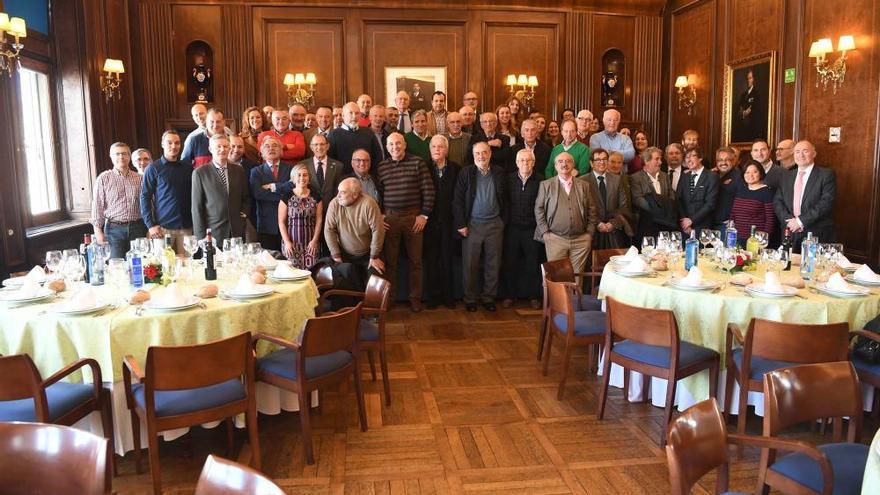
[91,89,835,313]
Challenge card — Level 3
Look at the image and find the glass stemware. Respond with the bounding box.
[45,250,63,279]
[641,236,656,258]
[719,247,737,284]
[755,230,769,251]
[699,229,711,251]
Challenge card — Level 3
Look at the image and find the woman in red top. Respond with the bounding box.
[627,130,649,175]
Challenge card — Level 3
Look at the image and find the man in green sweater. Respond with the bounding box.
[405,109,432,163]
[547,119,591,178]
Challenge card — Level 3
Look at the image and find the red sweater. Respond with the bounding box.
[258,129,305,163]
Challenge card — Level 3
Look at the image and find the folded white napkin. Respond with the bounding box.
[273,262,297,278]
[64,285,98,310]
[26,266,47,282]
[258,250,277,266]
[233,274,258,294]
[620,256,650,273]
[680,266,705,286]
[156,283,188,307]
[854,265,880,283]
[763,272,785,293]
[836,253,856,269]
[623,246,639,259]
[826,272,857,292]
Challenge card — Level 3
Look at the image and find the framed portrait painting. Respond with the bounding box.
[722,51,776,146]
[384,67,447,112]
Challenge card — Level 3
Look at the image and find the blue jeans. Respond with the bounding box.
[104,220,147,259]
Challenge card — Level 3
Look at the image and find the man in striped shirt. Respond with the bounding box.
[91,142,147,258]
[377,132,436,312]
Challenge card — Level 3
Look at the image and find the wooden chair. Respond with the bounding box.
[318,275,393,405]
[598,297,719,446]
[542,280,606,399]
[758,362,868,495]
[122,332,261,495]
[195,454,284,495]
[0,422,108,495]
[0,354,115,491]
[254,304,368,464]
[849,329,880,418]
[667,398,782,495]
[584,247,629,294]
[723,319,849,438]
[538,258,603,360]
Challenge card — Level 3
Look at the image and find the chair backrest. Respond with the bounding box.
[763,361,862,440]
[746,318,849,363]
[0,354,44,402]
[666,399,730,495]
[363,275,391,311]
[606,296,677,348]
[300,303,363,358]
[542,258,575,284]
[194,455,284,495]
[313,264,334,289]
[591,248,628,272]
[546,280,576,322]
[0,422,107,495]
[146,332,253,391]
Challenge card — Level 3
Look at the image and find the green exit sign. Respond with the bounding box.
[784,68,796,84]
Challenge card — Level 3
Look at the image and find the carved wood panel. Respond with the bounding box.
[668,0,715,146]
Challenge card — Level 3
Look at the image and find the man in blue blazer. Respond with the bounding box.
[676,147,719,236]
[249,137,293,251]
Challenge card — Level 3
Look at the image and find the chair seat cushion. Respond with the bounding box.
[850,352,880,378]
[257,348,353,382]
[577,294,603,311]
[132,379,245,417]
[359,319,379,342]
[731,348,799,381]
[0,382,94,422]
[769,442,868,495]
[613,340,718,369]
[552,311,606,336]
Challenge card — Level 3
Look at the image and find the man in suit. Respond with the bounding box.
[676,147,719,236]
[191,134,251,248]
[773,140,836,249]
[501,148,544,309]
[368,104,391,160]
[249,137,293,251]
[445,111,471,167]
[581,148,631,248]
[303,106,333,158]
[459,105,477,135]
[345,149,382,205]
[534,152,598,273]
[394,91,412,132]
[751,140,783,191]
[631,147,678,245]
[423,134,460,309]
[468,112,510,168]
[663,143,685,192]
[508,118,551,176]
[300,133,343,209]
[328,102,382,174]
[462,91,479,113]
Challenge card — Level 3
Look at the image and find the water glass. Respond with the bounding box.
[699,229,712,250]
[755,230,769,250]
[670,231,683,250]
[641,236,656,257]
[45,250,63,278]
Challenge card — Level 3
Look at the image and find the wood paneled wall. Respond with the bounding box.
[665,0,880,263]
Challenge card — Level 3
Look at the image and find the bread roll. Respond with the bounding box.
[196,284,218,298]
[780,273,806,288]
[253,265,267,275]
[250,272,267,285]
[128,290,151,304]
[730,273,753,286]
[650,259,668,271]
[46,279,66,292]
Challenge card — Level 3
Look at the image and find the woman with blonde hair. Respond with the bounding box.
[496,104,519,146]
[278,163,323,268]
[239,106,265,163]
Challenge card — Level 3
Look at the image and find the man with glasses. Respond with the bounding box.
[501,148,543,309]
[92,142,147,258]
[468,112,510,168]
[775,139,796,170]
[582,148,630,248]
[250,137,293,251]
[575,110,594,145]
[676,147,718,236]
[324,177,386,289]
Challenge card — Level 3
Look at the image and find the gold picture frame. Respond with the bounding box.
[722,51,776,147]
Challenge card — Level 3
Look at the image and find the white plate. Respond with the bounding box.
[814,283,871,298]
[0,288,56,304]
[50,302,112,316]
[611,267,654,277]
[846,275,880,287]
[143,296,202,312]
[745,283,798,298]
[2,276,46,287]
[221,285,275,299]
[669,278,719,291]
[268,274,311,282]
[610,255,641,265]
[839,263,860,273]
[271,267,311,279]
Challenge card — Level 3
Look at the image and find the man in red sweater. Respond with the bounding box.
[258,109,305,163]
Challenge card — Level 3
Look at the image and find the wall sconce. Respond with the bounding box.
[674,75,696,116]
[505,73,538,113]
[0,13,27,77]
[283,72,317,109]
[101,58,125,102]
[809,35,855,94]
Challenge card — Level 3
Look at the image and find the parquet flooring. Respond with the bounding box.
[113,304,878,494]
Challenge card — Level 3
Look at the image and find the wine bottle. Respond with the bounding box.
[745,225,760,258]
[204,229,217,281]
[162,234,175,285]
[80,234,92,283]
[88,241,104,286]
[781,228,792,271]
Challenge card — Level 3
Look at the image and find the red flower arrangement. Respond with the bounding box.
[143,264,162,283]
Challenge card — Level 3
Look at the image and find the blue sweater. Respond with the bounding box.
[140,157,193,229]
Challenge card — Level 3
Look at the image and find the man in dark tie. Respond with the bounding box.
[631,147,678,245]
[581,148,631,248]
[676,147,719,236]
[773,140,836,249]
[191,134,251,247]
[303,106,333,158]
[394,91,412,132]
[300,134,343,207]
[249,137,293,250]
[663,143,685,193]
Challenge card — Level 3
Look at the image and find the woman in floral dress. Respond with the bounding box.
[278,164,323,269]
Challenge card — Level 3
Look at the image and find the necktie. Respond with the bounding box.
[217,166,228,192]
[271,164,278,181]
[316,161,325,188]
[598,175,607,207]
[793,170,806,217]
[689,173,696,196]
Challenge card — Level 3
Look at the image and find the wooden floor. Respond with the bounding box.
[113,303,878,494]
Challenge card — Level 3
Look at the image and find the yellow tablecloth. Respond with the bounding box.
[0,271,319,383]
[598,264,880,400]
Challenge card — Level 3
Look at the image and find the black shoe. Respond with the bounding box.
[466,303,478,312]
[483,302,497,312]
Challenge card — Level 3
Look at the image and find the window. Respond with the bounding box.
[17,67,61,217]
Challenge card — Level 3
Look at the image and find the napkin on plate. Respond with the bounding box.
[25,265,47,282]
[273,262,297,278]
[854,265,880,283]
[836,253,857,269]
[16,278,43,298]
[63,285,98,311]
[156,283,189,307]
[623,246,639,259]
[826,272,857,293]
[258,250,277,266]
[620,256,650,273]
[679,266,705,287]
[233,274,258,294]
[763,272,785,293]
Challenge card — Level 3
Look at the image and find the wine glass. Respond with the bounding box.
[710,230,723,260]
[699,229,712,251]
[45,250,63,279]
[719,247,737,284]
[670,231,683,251]
[755,230,769,251]
[64,255,87,288]
[641,236,656,258]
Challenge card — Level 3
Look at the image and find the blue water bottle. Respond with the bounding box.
[799,232,817,280]
[685,230,699,270]
[725,220,738,248]
[128,244,144,288]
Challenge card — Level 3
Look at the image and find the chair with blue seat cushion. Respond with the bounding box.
[538,258,604,361]
[0,354,114,492]
[122,332,260,495]
[254,304,367,464]
[667,398,779,495]
[318,275,392,406]
[849,329,880,418]
[723,319,849,440]
[597,297,720,447]
[195,454,285,495]
[542,280,607,400]
[759,361,868,495]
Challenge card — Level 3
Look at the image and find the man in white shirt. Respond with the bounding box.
[773,140,836,248]
[750,139,783,190]
[664,143,685,192]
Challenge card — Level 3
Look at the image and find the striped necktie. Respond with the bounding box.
[216,165,229,192]
[689,173,696,196]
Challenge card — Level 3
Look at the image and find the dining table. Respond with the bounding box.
[597,259,880,413]
[0,266,319,455]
